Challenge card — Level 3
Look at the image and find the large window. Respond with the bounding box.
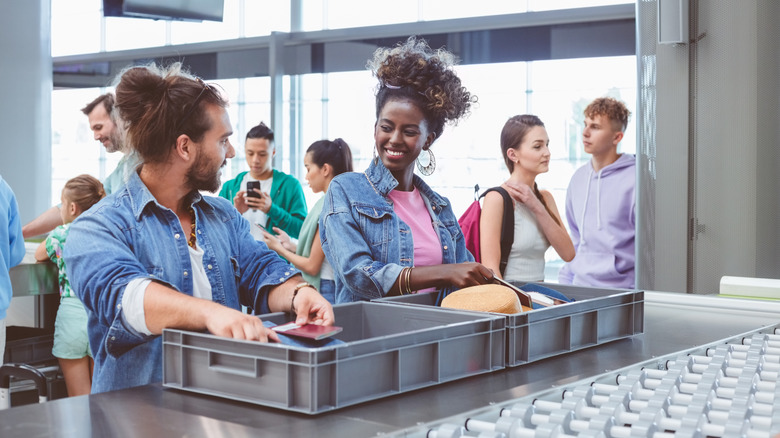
[51,0,291,57]
[302,0,632,30]
[50,2,636,283]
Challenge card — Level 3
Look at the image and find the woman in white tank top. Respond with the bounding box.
[479,115,575,282]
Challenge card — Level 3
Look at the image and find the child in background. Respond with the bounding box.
[35,174,105,396]
[262,139,353,304]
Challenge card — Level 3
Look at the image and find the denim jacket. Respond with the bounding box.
[319,159,473,304]
[64,171,299,393]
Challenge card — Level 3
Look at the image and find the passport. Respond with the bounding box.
[271,322,343,340]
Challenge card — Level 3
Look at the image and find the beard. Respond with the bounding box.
[104,129,124,153]
[185,152,225,193]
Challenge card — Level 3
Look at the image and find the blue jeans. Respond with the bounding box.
[319,279,336,304]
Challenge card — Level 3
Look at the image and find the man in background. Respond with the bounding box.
[22,93,138,238]
[218,122,307,240]
[558,97,636,289]
[1,175,25,363]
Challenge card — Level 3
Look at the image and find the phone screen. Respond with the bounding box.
[246,181,261,198]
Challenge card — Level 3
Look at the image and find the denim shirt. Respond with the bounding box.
[64,171,299,393]
[319,159,473,304]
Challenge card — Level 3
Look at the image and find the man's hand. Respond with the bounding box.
[236,189,272,213]
[233,190,249,214]
[256,191,272,213]
[291,286,335,326]
[204,304,279,342]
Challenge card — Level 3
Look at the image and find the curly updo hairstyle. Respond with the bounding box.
[113,62,228,164]
[368,36,477,145]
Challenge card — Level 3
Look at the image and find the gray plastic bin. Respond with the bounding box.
[377,283,644,367]
[3,326,55,365]
[162,301,505,414]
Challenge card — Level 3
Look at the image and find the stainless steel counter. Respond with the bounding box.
[1,292,778,438]
[9,261,58,298]
[8,261,59,328]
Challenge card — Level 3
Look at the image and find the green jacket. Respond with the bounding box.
[218,170,307,238]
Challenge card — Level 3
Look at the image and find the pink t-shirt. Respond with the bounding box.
[388,187,443,273]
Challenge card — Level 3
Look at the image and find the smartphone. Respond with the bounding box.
[254,222,269,233]
[246,180,261,198]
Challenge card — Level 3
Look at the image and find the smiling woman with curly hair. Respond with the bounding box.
[320,36,493,304]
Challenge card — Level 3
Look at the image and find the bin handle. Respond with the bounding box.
[207,352,259,378]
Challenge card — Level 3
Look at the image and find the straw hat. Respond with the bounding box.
[441,284,529,314]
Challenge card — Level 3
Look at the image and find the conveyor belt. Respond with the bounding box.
[394,325,780,437]
[0,292,779,438]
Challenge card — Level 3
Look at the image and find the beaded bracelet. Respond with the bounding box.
[291,282,311,315]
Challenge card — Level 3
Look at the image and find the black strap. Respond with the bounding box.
[479,186,514,276]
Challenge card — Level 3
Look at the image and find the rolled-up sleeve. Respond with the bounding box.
[64,205,160,357]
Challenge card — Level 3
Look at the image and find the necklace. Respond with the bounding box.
[187,207,197,248]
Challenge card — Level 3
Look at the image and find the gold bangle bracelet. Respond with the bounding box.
[404,266,414,295]
[398,267,409,295]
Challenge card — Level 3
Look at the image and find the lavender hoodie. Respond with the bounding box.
[558,154,636,288]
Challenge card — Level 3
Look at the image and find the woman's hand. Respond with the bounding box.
[504,182,544,214]
[263,231,283,252]
[272,227,296,252]
[435,262,495,289]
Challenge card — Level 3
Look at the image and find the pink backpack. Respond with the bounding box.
[458,185,514,275]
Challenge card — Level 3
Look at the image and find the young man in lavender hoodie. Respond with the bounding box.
[558,97,635,289]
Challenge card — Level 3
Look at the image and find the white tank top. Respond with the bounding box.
[320,256,334,280]
[502,202,550,282]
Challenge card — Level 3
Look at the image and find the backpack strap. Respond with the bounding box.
[480,186,514,276]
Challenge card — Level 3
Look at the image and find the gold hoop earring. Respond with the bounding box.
[416,148,436,176]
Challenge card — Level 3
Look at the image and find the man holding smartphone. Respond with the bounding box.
[219,122,307,240]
